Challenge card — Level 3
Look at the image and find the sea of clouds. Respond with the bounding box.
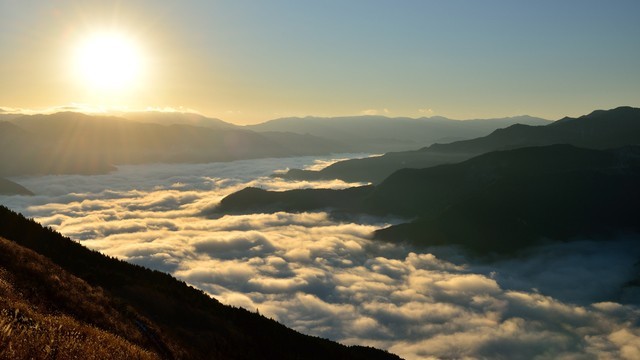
[2,154,640,360]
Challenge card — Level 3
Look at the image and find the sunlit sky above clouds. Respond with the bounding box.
[1,0,640,124]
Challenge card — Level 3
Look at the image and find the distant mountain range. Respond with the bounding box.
[280,106,640,183]
[247,115,550,152]
[216,144,640,255]
[0,110,552,181]
[0,206,400,360]
[0,112,337,177]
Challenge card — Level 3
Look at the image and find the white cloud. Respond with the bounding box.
[1,155,639,360]
[360,108,390,116]
[608,329,640,360]
[302,155,369,172]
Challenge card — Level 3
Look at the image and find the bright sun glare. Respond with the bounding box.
[75,33,142,91]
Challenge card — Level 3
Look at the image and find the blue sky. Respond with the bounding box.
[1,0,639,123]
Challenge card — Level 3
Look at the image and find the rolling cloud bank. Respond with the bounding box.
[2,155,639,360]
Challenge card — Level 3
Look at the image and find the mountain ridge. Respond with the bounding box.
[247,114,551,152]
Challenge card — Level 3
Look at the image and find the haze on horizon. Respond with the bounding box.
[1,0,639,124]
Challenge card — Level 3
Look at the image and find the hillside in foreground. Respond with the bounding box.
[0,206,400,360]
[0,237,162,359]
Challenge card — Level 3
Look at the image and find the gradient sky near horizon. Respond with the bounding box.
[1,0,639,124]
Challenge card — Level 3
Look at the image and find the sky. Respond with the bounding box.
[1,0,640,124]
[2,156,640,359]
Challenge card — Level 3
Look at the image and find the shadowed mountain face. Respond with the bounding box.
[280,106,640,183]
[216,145,640,255]
[217,185,374,215]
[0,206,400,360]
[0,178,32,195]
[247,115,550,152]
[373,146,640,254]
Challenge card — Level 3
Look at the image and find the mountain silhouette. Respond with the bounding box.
[427,106,640,153]
[216,144,640,255]
[279,106,640,183]
[0,206,400,360]
[0,177,32,195]
[121,111,240,130]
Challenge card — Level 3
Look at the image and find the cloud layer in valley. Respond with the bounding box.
[2,154,639,360]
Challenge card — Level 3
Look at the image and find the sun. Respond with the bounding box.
[74,32,143,91]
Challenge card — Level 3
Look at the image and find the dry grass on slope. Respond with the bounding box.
[0,237,166,360]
